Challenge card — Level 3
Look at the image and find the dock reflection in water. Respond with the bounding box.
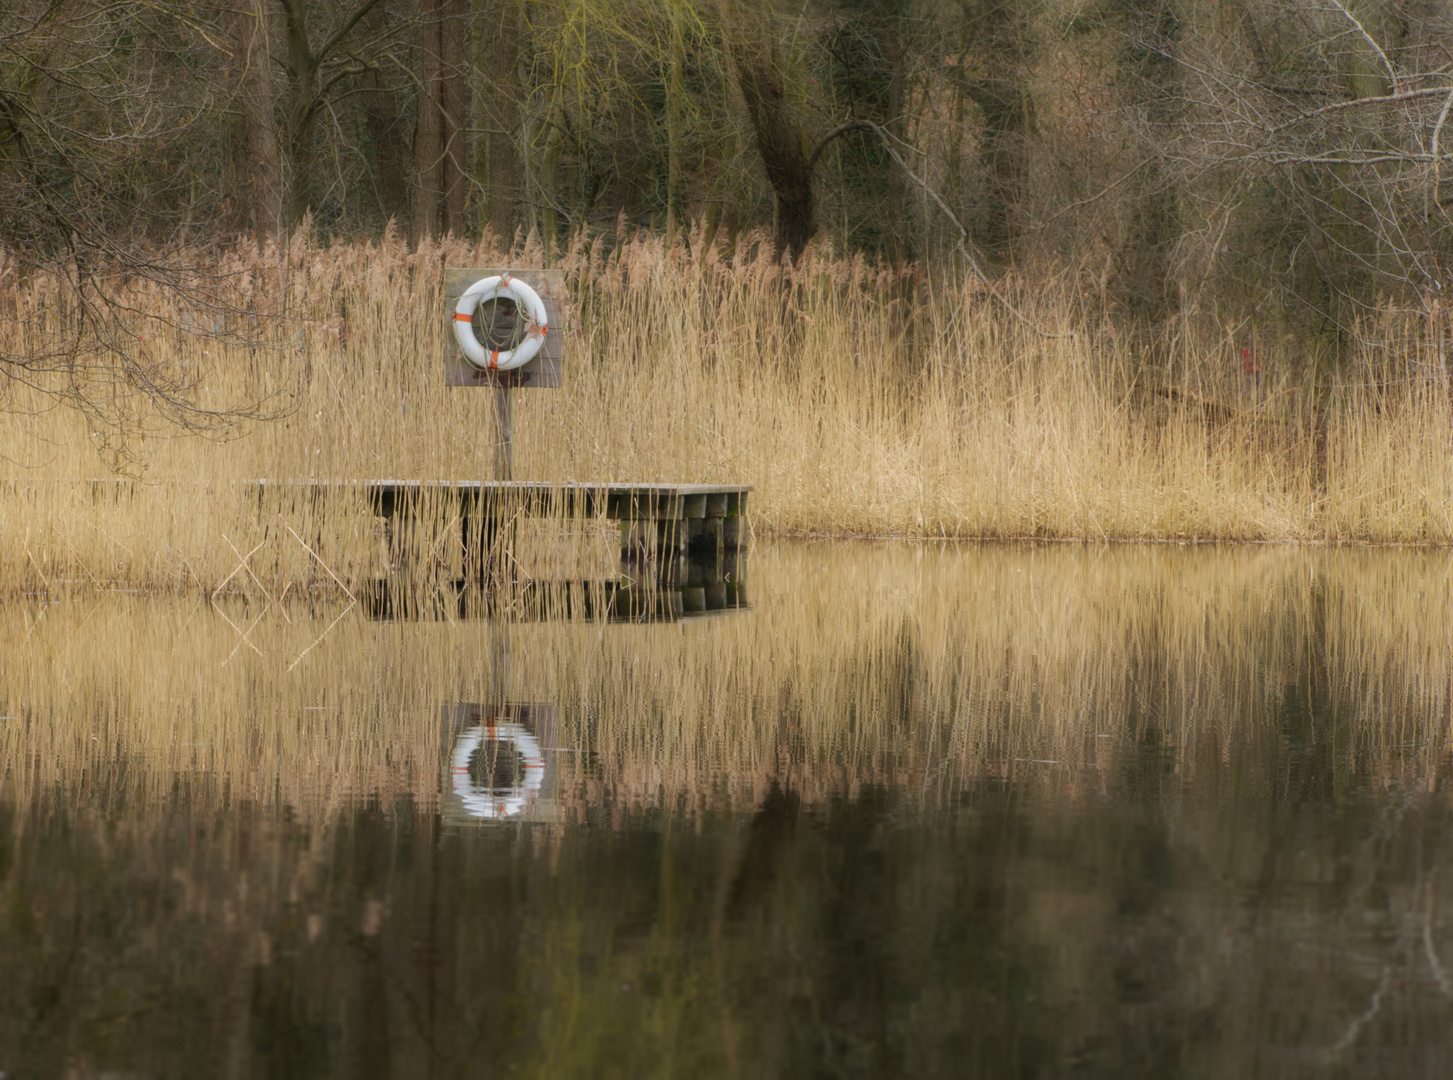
[6,543,1453,1076]
[363,552,748,622]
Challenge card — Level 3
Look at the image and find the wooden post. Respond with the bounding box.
[460,495,499,583]
[495,386,512,482]
[490,619,510,704]
[488,387,512,579]
[621,519,651,562]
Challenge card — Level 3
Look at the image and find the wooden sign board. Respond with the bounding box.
[444,268,566,388]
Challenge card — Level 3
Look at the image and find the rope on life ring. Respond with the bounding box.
[450,721,546,819]
[452,274,549,371]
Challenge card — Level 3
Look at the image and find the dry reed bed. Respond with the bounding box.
[2,543,1450,826]
[3,229,1453,593]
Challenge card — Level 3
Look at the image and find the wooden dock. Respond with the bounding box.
[251,479,751,574]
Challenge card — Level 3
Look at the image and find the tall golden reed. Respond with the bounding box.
[3,226,1453,592]
[3,543,1450,822]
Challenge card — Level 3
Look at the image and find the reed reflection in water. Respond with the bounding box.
[3,542,1453,1076]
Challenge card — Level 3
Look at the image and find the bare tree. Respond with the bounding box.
[227,0,281,239]
[414,0,468,237]
[0,0,288,443]
[356,0,413,228]
[472,0,523,243]
[275,0,389,230]
[1110,0,1453,330]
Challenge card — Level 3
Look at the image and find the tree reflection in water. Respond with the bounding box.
[3,542,1453,1076]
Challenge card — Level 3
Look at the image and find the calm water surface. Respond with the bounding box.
[4,541,1453,1078]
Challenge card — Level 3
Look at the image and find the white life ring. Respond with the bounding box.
[451,721,546,819]
[452,274,549,371]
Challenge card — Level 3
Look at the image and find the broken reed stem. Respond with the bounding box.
[215,535,271,601]
[284,523,357,604]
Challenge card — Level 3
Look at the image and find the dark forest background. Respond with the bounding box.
[3,0,1452,354]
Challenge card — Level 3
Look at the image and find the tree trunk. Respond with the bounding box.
[414,0,443,240]
[440,0,468,235]
[279,0,319,231]
[415,0,466,238]
[884,40,909,259]
[1115,0,1182,318]
[274,0,385,233]
[965,73,1031,255]
[961,0,1033,257]
[823,0,913,258]
[730,36,813,257]
[474,0,522,245]
[666,10,684,245]
[231,0,279,240]
[359,0,410,230]
[540,117,562,258]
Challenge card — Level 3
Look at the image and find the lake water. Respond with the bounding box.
[4,541,1453,1077]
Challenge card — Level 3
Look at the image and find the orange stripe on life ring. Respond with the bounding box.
[453,313,473,322]
[489,351,499,369]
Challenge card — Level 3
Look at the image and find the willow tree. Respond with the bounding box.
[719,0,928,258]
[818,0,916,257]
[465,0,745,248]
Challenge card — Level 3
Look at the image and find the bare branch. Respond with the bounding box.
[1269,84,1452,133]
[1322,0,1397,88]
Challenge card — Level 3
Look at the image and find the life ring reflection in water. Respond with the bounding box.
[450,721,546,819]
